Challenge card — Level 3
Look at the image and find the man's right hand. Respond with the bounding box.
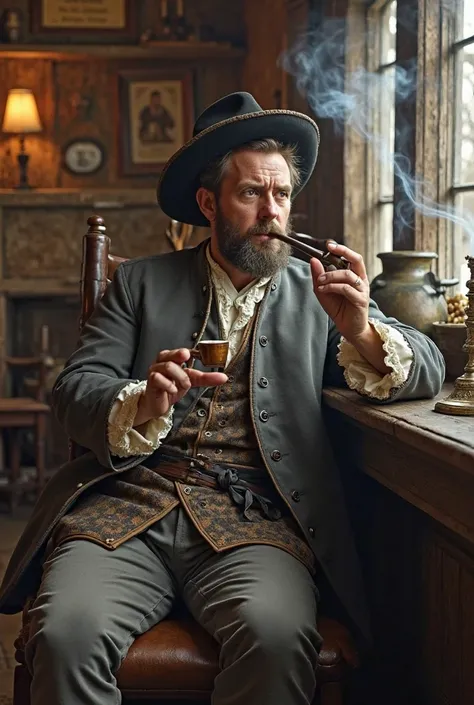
[134,348,228,427]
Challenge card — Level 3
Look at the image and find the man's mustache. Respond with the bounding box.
[246,222,288,237]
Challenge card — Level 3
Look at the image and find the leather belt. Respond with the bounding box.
[148,453,282,522]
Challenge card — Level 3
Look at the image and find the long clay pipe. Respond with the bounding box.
[269,232,350,272]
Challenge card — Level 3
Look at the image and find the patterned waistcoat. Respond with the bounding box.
[53,306,315,573]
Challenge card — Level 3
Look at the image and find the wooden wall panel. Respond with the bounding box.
[284,0,313,234]
[309,0,348,244]
[53,60,113,189]
[2,206,203,280]
[4,209,84,280]
[242,0,287,109]
[281,0,350,242]
[193,62,243,116]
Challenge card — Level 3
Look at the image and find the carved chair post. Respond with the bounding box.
[80,215,110,329]
[69,215,111,462]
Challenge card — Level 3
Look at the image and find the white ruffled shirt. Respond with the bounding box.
[108,248,413,458]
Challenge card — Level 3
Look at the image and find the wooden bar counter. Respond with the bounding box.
[322,385,474,705]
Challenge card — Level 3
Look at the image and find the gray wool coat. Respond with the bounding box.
[0,241,445,648]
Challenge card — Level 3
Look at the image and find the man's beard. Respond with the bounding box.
[215,207,293,278]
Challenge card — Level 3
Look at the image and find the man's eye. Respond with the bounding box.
[278,191,290,198]
[244,188,257,196]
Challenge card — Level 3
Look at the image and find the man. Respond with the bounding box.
[138,89,175,143]
[0,92,444,705]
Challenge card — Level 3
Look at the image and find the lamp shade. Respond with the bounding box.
[2,88,42,134]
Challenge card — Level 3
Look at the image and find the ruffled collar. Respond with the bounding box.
[206,244,270,348]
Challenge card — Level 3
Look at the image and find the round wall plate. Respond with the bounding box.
[62,138,105,175]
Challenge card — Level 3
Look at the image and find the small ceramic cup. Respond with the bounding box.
[190,340,229,367]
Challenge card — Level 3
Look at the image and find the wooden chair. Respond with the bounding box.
[13,215,359,705]
[0,326,53,513]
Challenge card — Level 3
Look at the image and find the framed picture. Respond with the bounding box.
[62,138,106,176]
[118,69,194,177]
[31,0,135,40]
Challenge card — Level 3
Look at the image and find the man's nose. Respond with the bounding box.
[258,198,279,220]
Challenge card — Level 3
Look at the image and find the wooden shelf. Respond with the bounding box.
[0,188,158,208]
[0,41,245,60]
[1,279,80,297]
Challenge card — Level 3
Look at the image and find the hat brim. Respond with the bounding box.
[157,110,320,227]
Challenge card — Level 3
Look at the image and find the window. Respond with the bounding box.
[367,0,397,277]
[453,0,474,286]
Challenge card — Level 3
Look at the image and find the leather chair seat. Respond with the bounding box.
[117,616,358,700]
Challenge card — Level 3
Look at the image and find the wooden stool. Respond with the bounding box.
[0,397,49,512]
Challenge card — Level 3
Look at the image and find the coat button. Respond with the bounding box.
[291,490,300,502]
[215,448,223,454]
[197,408,206,417]
[218,420,227,427]
[192,332,199,340]
[105,538,114,544]
[258,377,268,388]
[202,285,208,293]
[308,527,315,538]
[76,482,84,489]
[227,375,235,382]
[204,431,212,437]
[183,486,191,495]
[271,450,282,461]
[259,335,268,346]
[271,283,277,291]
[259,410,269,422]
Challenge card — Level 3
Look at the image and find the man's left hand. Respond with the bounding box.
[310,241,370,343]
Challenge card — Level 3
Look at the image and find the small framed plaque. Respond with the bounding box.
[62,138,105,176]
[31,0,135,39]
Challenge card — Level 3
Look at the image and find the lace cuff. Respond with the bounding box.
[107,381,174,458]
[336,319,413,400]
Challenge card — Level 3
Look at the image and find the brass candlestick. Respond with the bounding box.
[435,255,474,415]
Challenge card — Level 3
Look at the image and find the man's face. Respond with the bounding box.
[213,150,293,278]
[150,94,161,111]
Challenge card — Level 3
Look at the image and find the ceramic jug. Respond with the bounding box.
[370,251,458,336]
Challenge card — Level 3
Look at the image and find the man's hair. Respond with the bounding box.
[199,139,302,197]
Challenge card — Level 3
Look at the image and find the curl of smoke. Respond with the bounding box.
[279,17,474,253]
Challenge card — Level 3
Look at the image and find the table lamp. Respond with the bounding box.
[2,88,42,189]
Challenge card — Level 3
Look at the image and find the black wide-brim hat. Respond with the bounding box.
[157,91,320,227]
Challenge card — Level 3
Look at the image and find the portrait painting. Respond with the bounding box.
[118,70,194,176]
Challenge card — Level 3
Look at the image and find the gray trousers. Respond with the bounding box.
[25,506,321,705]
